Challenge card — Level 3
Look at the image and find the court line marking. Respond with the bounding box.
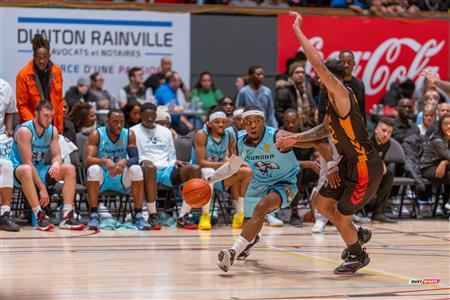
[372,225,450,242]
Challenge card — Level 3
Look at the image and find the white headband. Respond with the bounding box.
[209,111,227,122]
[233,109,244,118]
[242,110,265,119]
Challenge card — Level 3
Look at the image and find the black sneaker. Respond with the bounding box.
[149,213,161,230]
[290,214,303,227]
[334,248,370,275]
[36,211,55,231]
[341,227,372,259]
[372,213,398,223]
[0,212,20,232]
[217,249,236,272]
[177,215,198,230]
[237,234,261,260]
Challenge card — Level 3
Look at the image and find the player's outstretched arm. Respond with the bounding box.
[289,11,349,117]
[276,130,321,150]
[275,120,330,151]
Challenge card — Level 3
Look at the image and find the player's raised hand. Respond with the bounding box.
[289,11,303,33]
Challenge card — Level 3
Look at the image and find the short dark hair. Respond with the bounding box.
[141,102,157,112]
[32,33,50,54]
[248,65,263,76]
[400,79,415,94]
[35,100,53,112]
[90,72,100,82]
[128,67,142,79]
[324,59,345,80]
[164,71,178,83]
[339,50,355,59]
[285,57,296,73]
[437,114,450,138]
[295,51,307,62]
[284,108,298,116]
[378,117,395,128]
[107,108,124,119]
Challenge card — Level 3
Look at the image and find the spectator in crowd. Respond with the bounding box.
[122,101,142,128]
[421,114,450,207]
[62,100,77,145]
[190,72,224,111]
[90,72,113,110]
[416,88,441,125]
[234,75,249,99]
[155,72,193,135]
[367,118,397,223]
[418,104,437,137]
[416,0,448,11]
[392,98,419,144]
[131,103,202,230]
[283,109,320,226]
[380,78,415,107]
[118,67,154,108]
[339,50,366,116]
[84,109,150,230]
[275,62,315,127]
[10,100,83,231]
[260,0,289,8]
[68,102,97,163]
[235,65,278,127]
[155,106,178,140]
[0,79,20,232]
[330,0,369,14]
[438,102,449,120]
[218,97,235,126]
[16,33,64,133]
[65,78,95,109]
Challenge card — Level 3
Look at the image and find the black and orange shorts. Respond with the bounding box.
[319,154,383,216]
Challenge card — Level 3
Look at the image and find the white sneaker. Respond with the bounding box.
[311,220,326,233]
[98,203,112,219]
[444,203,450,211]
[217,249,235,272]
[265,213,284,227]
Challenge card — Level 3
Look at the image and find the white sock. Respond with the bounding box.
[147,202,157,214]
[202,200,211,214]
[32,206,42,218]
[180,201,192,217]
[234,197,244,213]
[1,205,11,216]
[62,204,73,218]
[231,236,250,256]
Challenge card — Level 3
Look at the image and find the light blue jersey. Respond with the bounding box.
[225,126,246,143]
[97,126,129,193]
[236,126,300,217]
[10,120,54,187]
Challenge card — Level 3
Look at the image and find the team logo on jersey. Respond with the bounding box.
[253,161,280,174]
[45,135,50,143]
[118,140,124,146]
[263,144,271,153]
[284,186,295,201]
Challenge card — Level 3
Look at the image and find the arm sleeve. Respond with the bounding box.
[127,146,139,166]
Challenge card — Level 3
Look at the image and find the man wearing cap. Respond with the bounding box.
[131,103,203,230]
[65,77,95,109]
[155,106,178,140]
[275,63,315,127]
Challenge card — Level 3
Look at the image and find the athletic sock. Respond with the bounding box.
[62,204,73,218]
[90,207,98,214]
[32,206,42,218]
[0,205,11,216]
[147,202,157,214]
[231,236,250,256]
[234,197,244,213]
[180,201,191,217]
[347,241,363,257]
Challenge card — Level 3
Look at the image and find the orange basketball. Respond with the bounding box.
[182,178,212,208]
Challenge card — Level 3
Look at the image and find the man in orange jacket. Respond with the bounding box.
[16,34,64,133]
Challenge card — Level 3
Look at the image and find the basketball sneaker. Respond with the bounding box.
[341,227,372,259]
[0,211,20,232]
[217,249,236,272]
[177,215,198,230]
[265,213,284,227]
[36,211,55,231]
[135,213,151,231]
[199,212,211,230]
[59,210,85,230]
[149,213,161,230]
[231,212,244,229]
[88,212,100,230]
[237,233,261,260]
[311,219,326,233]
[334,248,370,275]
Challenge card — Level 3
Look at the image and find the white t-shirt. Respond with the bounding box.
[0,79,17,135]
[131,123,176,169]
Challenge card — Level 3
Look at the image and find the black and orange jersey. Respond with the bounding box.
[325,88,375,160]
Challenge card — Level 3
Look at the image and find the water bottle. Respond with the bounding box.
[191,96,199,113]
[31,212,37,228]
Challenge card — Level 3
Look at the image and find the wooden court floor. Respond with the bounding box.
[1,220,449,300]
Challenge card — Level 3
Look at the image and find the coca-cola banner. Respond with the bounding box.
[277,15,449,111]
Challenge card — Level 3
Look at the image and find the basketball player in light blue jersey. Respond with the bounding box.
[225,108,245,142]
[84,109,150,230]
[217,106,319,272]
[10,101,84,231]
[189,106,253,230]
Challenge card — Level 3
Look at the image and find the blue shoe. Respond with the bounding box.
[135,213,151,231]
[88,213,100,230]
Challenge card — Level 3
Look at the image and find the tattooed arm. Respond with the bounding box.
[290,11,349,118]
[275,120,330,151]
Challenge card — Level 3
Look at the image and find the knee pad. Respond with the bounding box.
[127,165,143,181]
[87,165,103,182]
[0,159,13,188]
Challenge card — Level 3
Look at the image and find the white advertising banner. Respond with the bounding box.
[0,7,190,96]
